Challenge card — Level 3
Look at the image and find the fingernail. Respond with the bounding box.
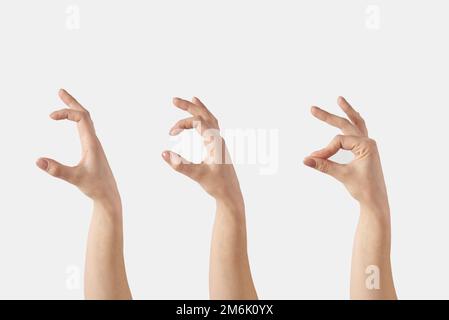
[36,159,49,171]
[310,106,319,114]
[169,128,182,136]
[161,151,170,161]
[303,158,316,168]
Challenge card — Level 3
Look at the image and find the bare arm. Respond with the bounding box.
[37,89,132,300]
[209,191,257,299]
[84,200,131,299]
[162,97,257,300]
[351,203,395,299]
[304,96,396,299]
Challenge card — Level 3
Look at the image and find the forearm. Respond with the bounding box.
[209,198,257,300]
[84,200,132,300]
[350,202,396,300]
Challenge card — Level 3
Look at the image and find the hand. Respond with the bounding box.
[162,97,243,209]
[36,89,121,209]
[304,97,388,211]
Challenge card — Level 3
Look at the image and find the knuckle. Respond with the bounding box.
[79,111,88,120]
[192,117,203,128]
[48,164,60,177]
[364,138,378,149]
[316,160,328,173]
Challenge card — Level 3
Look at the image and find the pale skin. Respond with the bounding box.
[36,89,132,300]
[304,96,397,300]
[162,97,258,300]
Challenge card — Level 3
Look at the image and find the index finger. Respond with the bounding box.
[50,108,97,149]
[310,135,362,159]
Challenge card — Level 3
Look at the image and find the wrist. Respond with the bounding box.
[93,197,123,220]
[215,197,245,218]
[359,199,390,222]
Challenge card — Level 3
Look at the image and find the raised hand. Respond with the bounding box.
[37,89,131,300]
[303,96,387,210]
[304,96,396,299]
[36,89,120,208]
[163,97,257,300]
[162,97,243,209]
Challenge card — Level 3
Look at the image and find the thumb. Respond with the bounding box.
[36,158,76,184]
[162,151,203,181]
[303,157,346,182]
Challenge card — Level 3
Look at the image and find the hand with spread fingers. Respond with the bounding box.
[37,89,132,300]
[304,97,397,300]
[163,97,257,300]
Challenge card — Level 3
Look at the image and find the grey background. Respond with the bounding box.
[0,0,447,299]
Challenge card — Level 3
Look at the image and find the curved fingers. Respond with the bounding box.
[310,135,362,159]
[50,108,97,148]
[161,150,204,181]
[169,117,202,136]
[51,108,88,122]
[303,156,347,181]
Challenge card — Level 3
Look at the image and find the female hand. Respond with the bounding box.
[163,97,256,299]
[36,89,121,209]
[37,89,130,300]
[162,97,243,209]
[304,96,388,211]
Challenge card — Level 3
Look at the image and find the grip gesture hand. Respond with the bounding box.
[36,89,120,208]
[162,97,243,208]
[162,97,256,299]
[304,97,388,210]
[304,97,396,299]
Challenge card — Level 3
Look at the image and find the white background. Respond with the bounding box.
[0,0,447,299]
